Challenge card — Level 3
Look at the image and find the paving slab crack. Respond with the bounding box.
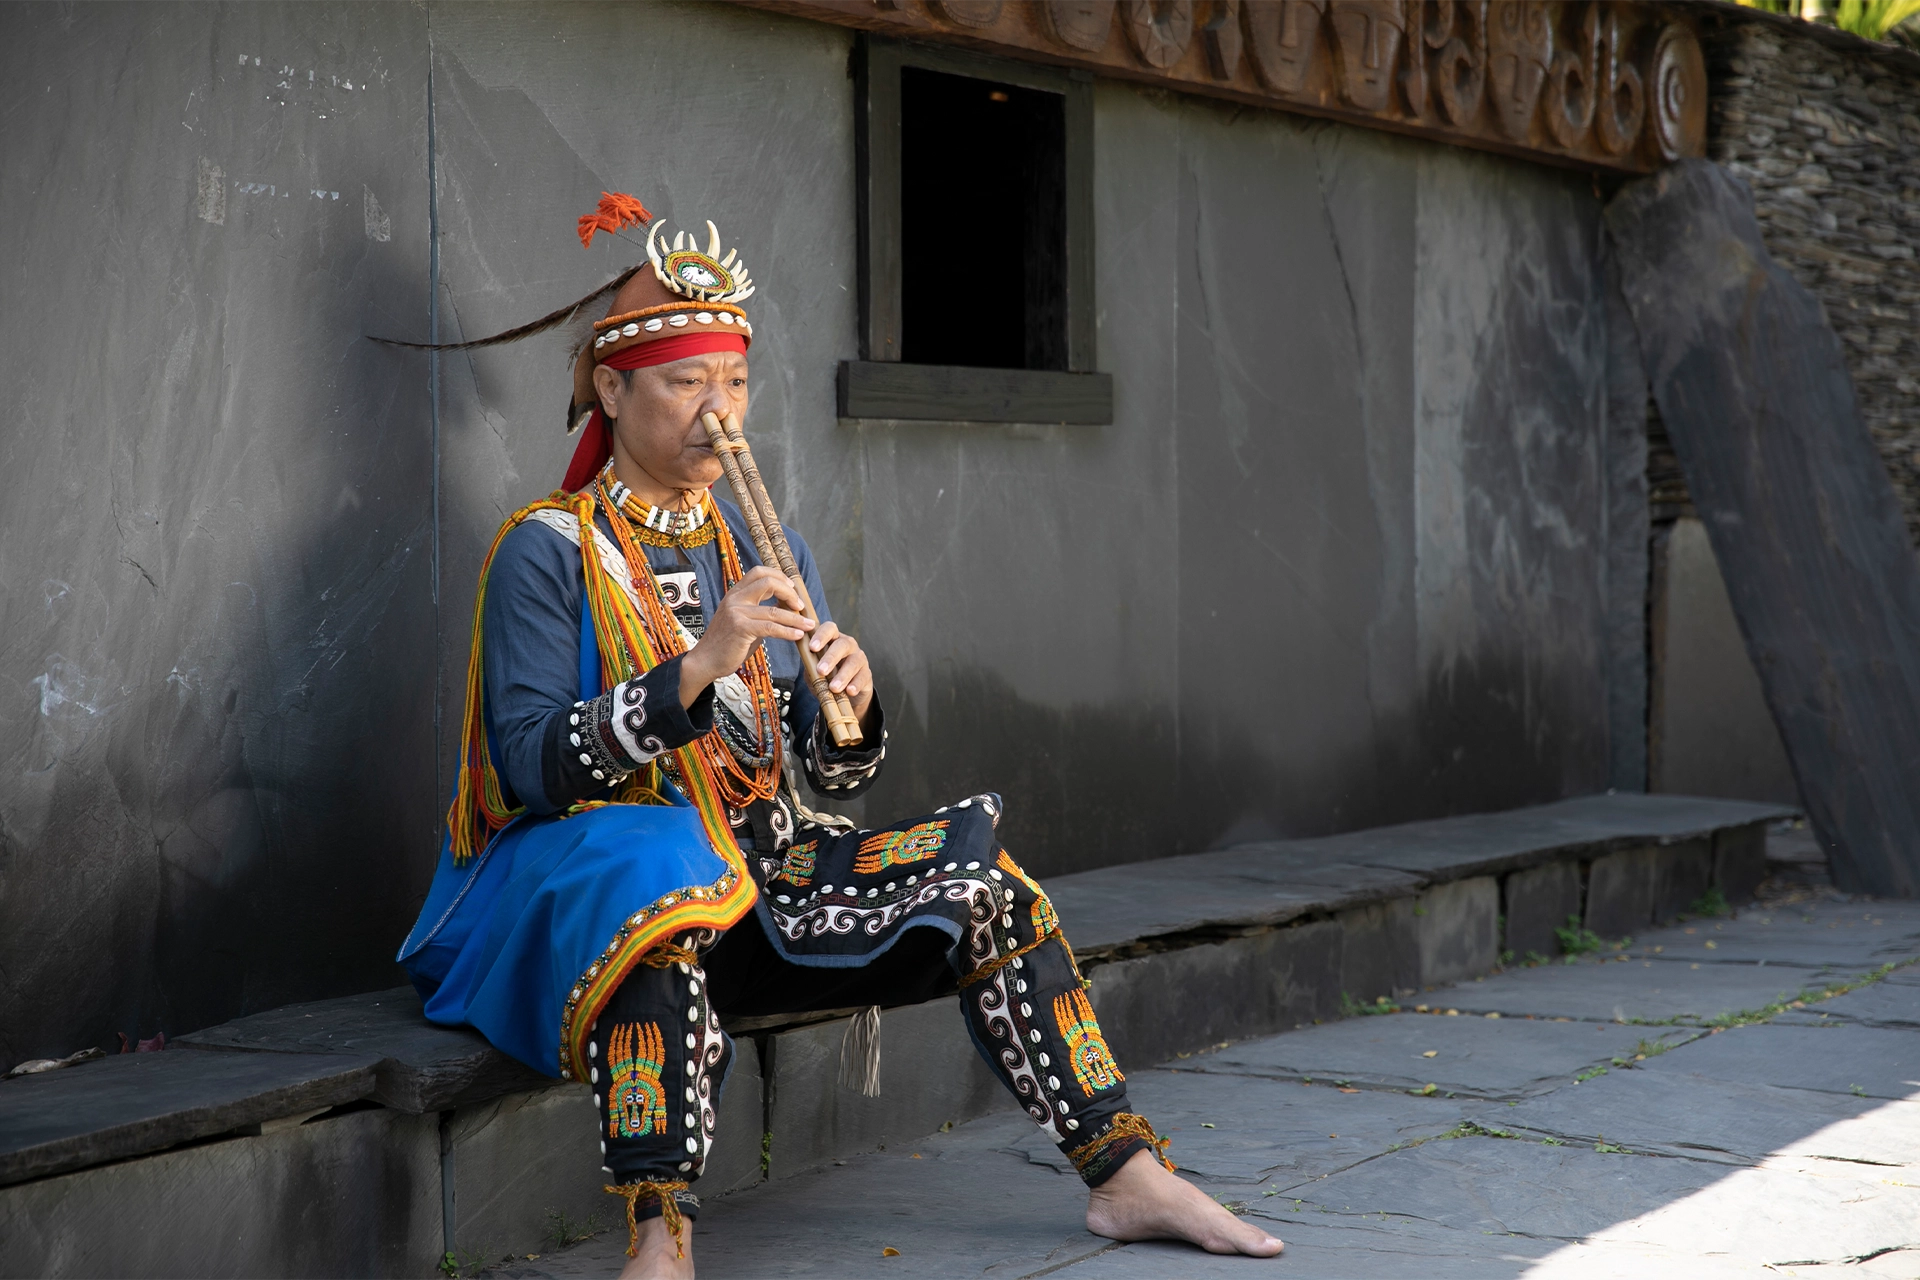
[1011,1239,1125,1278]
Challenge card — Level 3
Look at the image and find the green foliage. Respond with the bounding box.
[1575,1065,1609,1083]
[1736,0,1920,44]
[544,1208,605,1251]
[1837,0,1920,41]
[1555,915,1605,956]
[1593,1140,1630,1154]
[1689,887,1731,918]
[1340,992,1401,1017]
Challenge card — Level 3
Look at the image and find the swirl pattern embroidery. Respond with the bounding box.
[610,677,668,763]
[1054,987,1124,1097]
[606,1021,669,1139]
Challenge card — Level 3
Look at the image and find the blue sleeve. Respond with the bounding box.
[481,520,711,814]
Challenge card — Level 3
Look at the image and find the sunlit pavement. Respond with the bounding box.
[503,893,1920,1279]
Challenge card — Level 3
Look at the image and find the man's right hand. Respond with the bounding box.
[678,564,813,708]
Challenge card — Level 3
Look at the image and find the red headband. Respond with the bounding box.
[561,332,749,492]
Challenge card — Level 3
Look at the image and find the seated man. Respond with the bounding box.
[398,194,1283,1277]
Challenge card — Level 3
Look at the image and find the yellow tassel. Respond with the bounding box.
[604,1181,689,1259]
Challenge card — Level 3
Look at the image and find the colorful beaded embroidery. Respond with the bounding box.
[775,840,818,888]
[998,849,1058,938]
[606,1022,669,1139]
[1053,987,1124,1096]
[853,820,951,876]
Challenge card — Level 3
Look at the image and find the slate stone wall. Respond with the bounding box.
[1,1,1628,1065]
[1704,13,1920,544]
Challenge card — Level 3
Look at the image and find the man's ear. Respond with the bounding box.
[592,363,624,418]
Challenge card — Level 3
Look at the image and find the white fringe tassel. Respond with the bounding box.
[838,1005,882,1097]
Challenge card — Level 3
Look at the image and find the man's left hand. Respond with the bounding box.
[806,622,876,728]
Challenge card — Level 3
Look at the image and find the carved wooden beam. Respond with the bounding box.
[736,1,1706,175]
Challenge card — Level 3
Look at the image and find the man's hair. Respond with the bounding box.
[617,368,635,389]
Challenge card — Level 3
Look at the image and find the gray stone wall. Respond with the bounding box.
[0,1,1628,1065]
[1704,11,1920,544]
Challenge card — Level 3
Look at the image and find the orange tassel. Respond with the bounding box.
[577,191,654,249]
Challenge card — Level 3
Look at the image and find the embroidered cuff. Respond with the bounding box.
[802,695,887,797]
[549,657,715,804]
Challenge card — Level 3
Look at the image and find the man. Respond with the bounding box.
[398,194,1282,1277]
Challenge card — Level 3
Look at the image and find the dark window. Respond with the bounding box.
[847,37,1108,425]
[899,68,1066,371]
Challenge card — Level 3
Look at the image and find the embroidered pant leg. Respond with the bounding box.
[587,931,732,1239]
[957,850,1170,1188]
[705,850,1170,1190]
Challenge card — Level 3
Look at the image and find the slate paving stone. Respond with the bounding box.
[1282,1136,1724,1240]
[1637,1022,1920,1100]
[1179,1010,1688,1099]
[1008,1067,1488,1187]
[0,1047,378,1186]
[1438,956,1843,1024]
[1026,1219,1560,1280]
[177,985,548,1112]
[1627,900,1920,970]
[488,1110,1096,1279]
[1775,972,1920,1028]
[1043,857,1383,956]
[1537,1154,1920,1276]
[1499,1067,1902,1166]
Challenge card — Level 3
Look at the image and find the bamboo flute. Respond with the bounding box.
[699,411,864,747]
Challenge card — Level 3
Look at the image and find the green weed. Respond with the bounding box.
[1340,992,1401,1017]
[1689,887,1731,918]
[1555,916,1605,956]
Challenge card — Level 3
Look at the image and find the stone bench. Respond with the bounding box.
[0,793,1790,1277]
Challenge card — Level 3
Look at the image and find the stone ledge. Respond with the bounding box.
[0,792,1796,1272]
[176,987,549,1114]
[0,1049,380,1188]
[1049,794,1794,960]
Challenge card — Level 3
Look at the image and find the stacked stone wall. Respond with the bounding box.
[1704,15,1920,545]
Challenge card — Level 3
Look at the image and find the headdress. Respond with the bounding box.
[374,190,757,490]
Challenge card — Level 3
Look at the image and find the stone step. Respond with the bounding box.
[0,793,1791,1278]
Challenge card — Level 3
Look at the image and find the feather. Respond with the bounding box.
[369,265,643,352]
[576,191,654,249]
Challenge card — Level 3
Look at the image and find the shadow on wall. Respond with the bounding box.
[869,646,1605,880]
[1650,517,1800,807]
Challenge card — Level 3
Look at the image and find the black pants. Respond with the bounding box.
[586,861,1159,1231]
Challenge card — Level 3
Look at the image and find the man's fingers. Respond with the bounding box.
[737,566,806,614]
[813,635,857,675]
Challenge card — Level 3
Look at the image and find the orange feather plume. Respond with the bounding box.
[577,191,653,249]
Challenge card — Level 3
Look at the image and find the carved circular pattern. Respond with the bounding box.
[927,0,1002,28]
[1650,24,1707,162]
[1037,0,1116,52]
[1123,0,1193,70]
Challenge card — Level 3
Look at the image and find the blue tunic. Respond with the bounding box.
[397,499,882,1078]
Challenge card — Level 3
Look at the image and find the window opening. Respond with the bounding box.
[899,67,1067,371]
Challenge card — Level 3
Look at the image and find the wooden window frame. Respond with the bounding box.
[843,34,1110,425]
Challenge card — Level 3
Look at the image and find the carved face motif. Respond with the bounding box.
[1243,0,1327,95]
[1488,0,1554,141]
[1328,0,1406,114]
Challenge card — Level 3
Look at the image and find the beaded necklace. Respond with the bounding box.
[602,475,717,549]
[594,468,781,806]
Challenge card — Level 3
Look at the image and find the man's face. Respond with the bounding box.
[595,351,749,492]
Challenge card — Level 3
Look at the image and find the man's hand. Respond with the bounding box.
[806,620,876,728]
[680,565,812,708]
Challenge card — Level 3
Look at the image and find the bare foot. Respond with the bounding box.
[1086,1149,1285,1257]
[616,1215,695,1279]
